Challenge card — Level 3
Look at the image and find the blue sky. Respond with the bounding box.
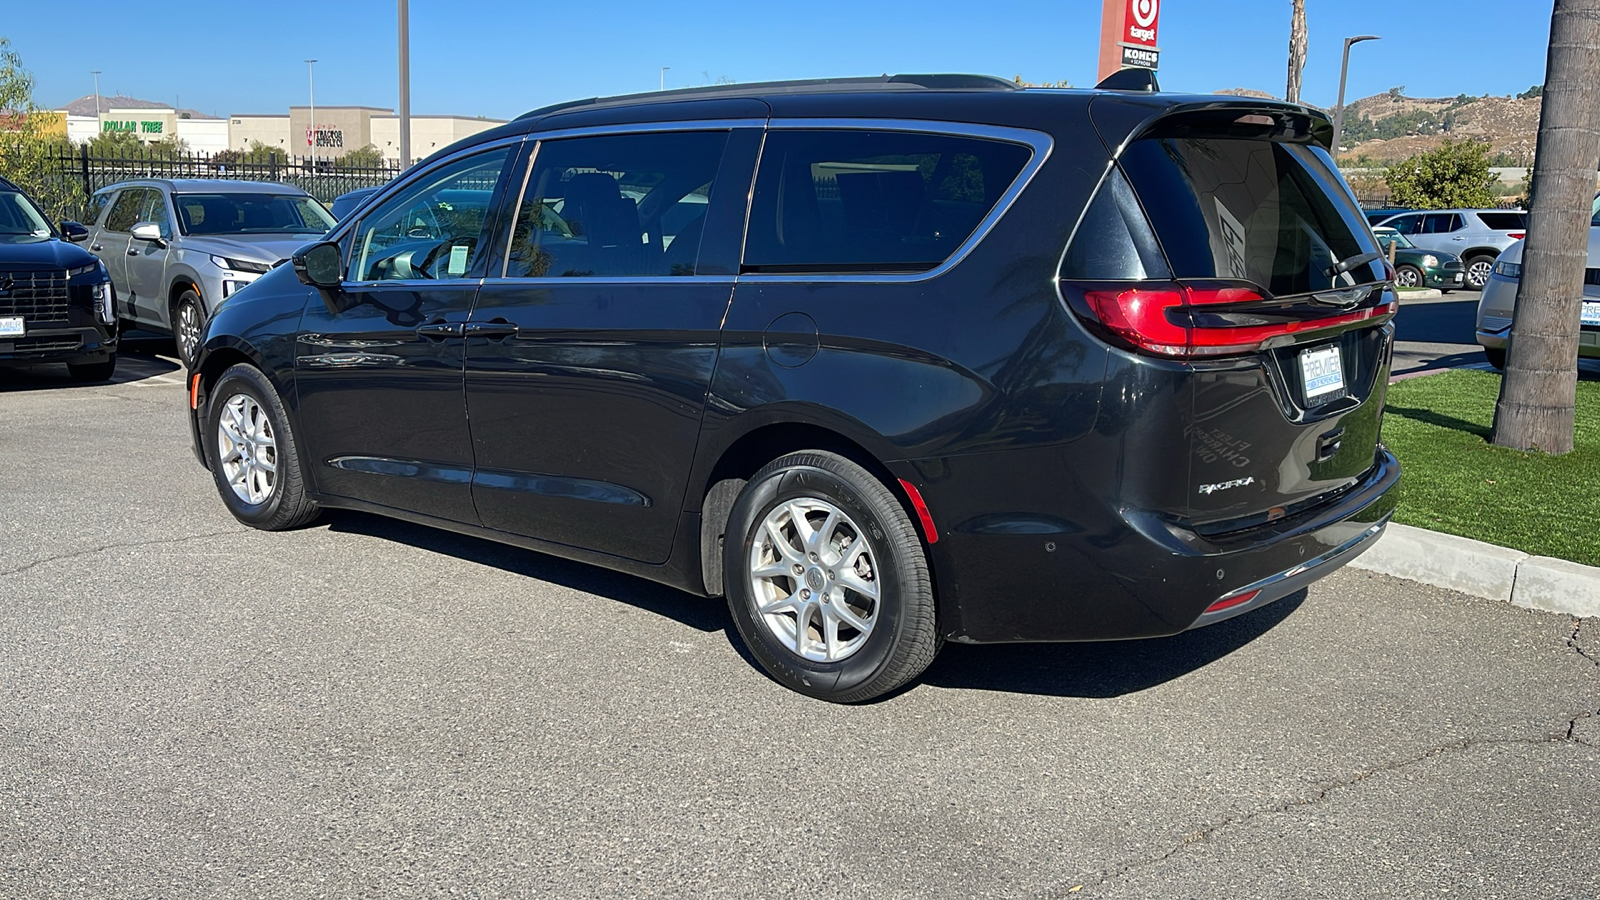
[5,0,1557,120]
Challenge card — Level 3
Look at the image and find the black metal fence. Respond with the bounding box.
[41,145,401,219]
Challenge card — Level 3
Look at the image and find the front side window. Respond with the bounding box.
[104,190,145,234]
[174,193,335,236]
[503,130,729,278]
[140,191,173,239]
[743,129,1033,274]
[351,147,511,282]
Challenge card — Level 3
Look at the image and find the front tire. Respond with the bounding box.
[174,289,204,368]
[1395,264,1423,288]
[724,451,940,703]
[67,354,116,383]
[1465,255,1496,291]
[204,363,320,531]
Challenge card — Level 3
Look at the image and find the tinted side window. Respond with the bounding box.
[87,192,114,227]
[351,147,511,282]
[1478,212,1528,230]
[1388,215,1420,235]
[105,190,144,233]
[1421,213,1461,234]
[743,129,1033,274]
[503,130,730,278]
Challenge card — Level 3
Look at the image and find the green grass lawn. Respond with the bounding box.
[1382,369,1600,566]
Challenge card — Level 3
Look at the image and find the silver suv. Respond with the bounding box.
[84,179,335,365]
[1369,208,1528,290]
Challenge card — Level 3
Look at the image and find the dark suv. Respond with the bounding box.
[187,74,1400,702]
[0,177,118,381]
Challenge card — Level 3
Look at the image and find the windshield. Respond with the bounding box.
[173,193,335,236]
[1373,229,1414,250]
[0,190,52,236]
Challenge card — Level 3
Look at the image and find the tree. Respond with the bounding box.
[1491,0,1600,454]
[0,37,80,222]
[1286,0,1307,103]
[1012,75,1072,88]
[333,143,385,168]
[84,128,144,156]
[212,140,288,167]
[1518,84,1546,100]
[1388,85,1406,100]
[1383,140,1499,209]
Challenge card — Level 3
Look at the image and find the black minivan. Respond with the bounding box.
[187,74,1399,702]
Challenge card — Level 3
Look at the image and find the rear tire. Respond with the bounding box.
[1484,347,1507,370]
[67,354,116,383]
[724,451,940,703]
[204,363,320,531]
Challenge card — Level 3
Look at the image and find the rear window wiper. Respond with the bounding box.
[1325,250,1383,280]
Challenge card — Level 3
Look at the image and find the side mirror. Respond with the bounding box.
[293,242,344,288]
[60,221,90,243]
[130,222,165,246]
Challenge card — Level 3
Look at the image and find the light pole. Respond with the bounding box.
[660,66,670,91]
[1331,35,1381,155]
[90,71,102,117]
[305,59,317,181]
[398,0,411,169]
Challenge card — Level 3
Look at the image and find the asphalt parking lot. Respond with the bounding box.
[3,348,1598,899]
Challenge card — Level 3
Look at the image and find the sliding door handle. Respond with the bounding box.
[415,321,464,339]
[463,319,519,339]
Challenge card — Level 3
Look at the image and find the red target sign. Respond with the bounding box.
[1125,0,1159,47]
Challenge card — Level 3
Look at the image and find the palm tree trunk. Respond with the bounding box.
[1287,0,1307,103]
[1491,0,1600,454]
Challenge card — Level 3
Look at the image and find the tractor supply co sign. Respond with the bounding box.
[306,127,345,150]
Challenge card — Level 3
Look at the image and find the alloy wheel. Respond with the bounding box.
[748,498,880,663]
[1467,260,1494,289]
[216,393,278,505]
[1396,268,1420,287]
[177,300,202,365]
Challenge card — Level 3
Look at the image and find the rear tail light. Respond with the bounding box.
[1076,283,1395,359]
[1508,232,1526,240]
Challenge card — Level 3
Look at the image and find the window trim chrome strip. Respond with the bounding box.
[737,119,1054,284]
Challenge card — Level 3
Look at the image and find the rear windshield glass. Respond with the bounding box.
[1477,212,1528,230]
[743,130,1032,274]
[174,193,335,236]
[1120,138,1384,294]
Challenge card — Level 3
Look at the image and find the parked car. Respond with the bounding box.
[84,179,335,366]
[0,176,118,381]
[1365,208,1414,228]
[186,74,1400,702]
[1476,232,1600,369]
[329,186,381,221]
[1372,226,1466,291]
[1369,209,1527,290]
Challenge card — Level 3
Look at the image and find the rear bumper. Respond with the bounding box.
[915,446,1399,644]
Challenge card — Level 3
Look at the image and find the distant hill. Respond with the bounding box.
[1336,91,1539,163]
[55,94,219,120]
[1215,88,1279,100]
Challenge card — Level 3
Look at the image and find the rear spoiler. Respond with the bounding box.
[1089,95,1336,157]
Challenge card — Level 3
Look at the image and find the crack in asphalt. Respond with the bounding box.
[0,529,241,578]
[1049,621,1600,898]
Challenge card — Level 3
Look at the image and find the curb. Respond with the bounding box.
[1351,523,1600,617]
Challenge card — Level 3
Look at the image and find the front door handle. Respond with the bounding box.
[415,321,464,340]
[463,319,519,339]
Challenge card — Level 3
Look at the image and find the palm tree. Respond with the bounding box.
[1287,0,1308,103]
[1491,0,1600,454]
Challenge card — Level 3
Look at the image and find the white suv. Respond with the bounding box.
[1372,209,1528,290]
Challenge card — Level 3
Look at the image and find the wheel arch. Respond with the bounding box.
[167,274,204,325]
[693,416,929,599]
[1461,247,1503,263]
[192,340,301,473]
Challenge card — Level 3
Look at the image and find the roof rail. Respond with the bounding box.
[514,73,1019,121]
